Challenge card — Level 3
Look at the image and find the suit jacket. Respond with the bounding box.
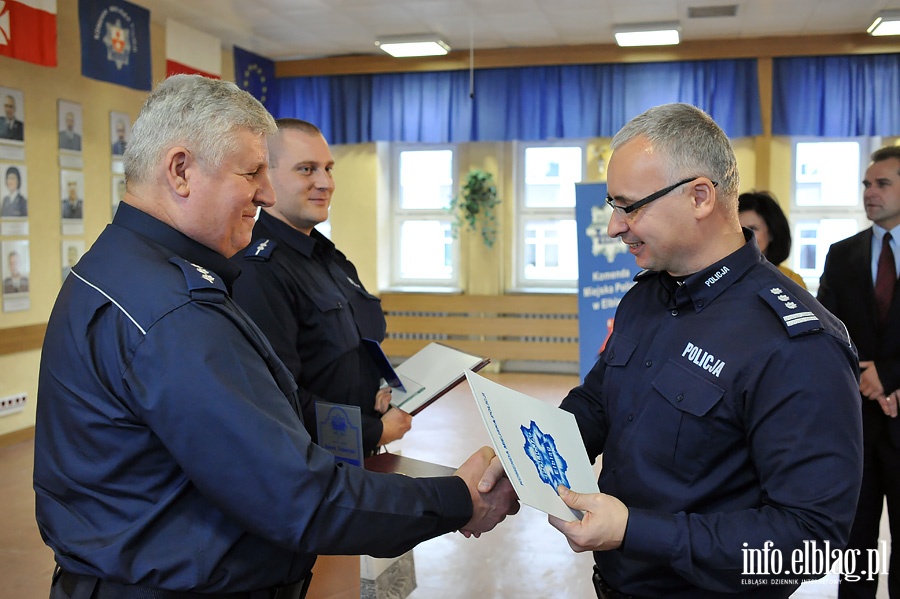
[1,193,27,217]
[818,227,900,442]
[0,118,24,141]
[112,140,127,155]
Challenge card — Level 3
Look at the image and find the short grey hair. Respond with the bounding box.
[124,75,277,185]
[611,103,739,210]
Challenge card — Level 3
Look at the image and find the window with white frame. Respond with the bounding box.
[390,146,458,288]
[514,143,584,289]
[789,138,874,292]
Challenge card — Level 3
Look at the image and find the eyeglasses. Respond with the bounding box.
[606,177,717,216]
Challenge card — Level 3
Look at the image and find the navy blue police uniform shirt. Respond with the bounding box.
[560,231,862,598]
[232,210,387,454]
[33,203,472,593]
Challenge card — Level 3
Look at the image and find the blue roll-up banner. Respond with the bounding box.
[574,182,641,381]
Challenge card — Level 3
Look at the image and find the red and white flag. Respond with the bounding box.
[166,19,221,79]
[0,0,57,66]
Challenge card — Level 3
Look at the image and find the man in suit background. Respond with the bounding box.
[3,250,28,294]
[59,111,82,151]
[818,145,900,598]
[1,166,27,217]
[1,95,24,141]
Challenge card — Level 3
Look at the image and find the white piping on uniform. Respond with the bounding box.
[71,271,147,335]
[840,319,853,349]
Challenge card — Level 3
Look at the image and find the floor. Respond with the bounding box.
[0,372,888,598]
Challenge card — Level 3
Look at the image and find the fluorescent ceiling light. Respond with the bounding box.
[614,22,681,47]
[868,10,900,36]
[375,35,450,58]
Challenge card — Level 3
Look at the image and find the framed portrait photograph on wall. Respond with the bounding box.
[61,239,85,284]
[110,111,131,173]
[1,162,28,236]
[60,169,85,235]
[2,238,31,312]
[0,87,25,161]
[58,100,83,153]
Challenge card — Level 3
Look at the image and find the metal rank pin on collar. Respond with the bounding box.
[191,263,216,285]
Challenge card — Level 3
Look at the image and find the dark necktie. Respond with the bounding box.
[875,232,896,324]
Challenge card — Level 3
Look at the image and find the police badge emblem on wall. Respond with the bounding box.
[79,1,152,91]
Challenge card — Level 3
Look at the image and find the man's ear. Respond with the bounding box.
[165,146,191,198]
[690,178,717,221]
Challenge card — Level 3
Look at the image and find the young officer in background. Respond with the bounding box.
[232,118,410,455]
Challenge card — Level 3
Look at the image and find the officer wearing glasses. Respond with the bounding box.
[549,103,862,598]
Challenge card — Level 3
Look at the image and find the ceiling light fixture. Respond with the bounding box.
[375,35,451,58]
[868,10,900,36]
[614,22,681,47]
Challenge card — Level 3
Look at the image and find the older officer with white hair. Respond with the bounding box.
[35,74,518,599]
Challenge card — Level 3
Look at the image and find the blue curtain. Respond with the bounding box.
[274,59,761,143]
[773,53,900,136]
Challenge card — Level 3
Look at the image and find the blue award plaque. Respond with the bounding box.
[315,401,364,467]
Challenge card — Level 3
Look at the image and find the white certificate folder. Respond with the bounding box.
[386,342,490,415]
[466,370,599,522]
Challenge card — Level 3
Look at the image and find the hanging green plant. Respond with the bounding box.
[449,169,501,248]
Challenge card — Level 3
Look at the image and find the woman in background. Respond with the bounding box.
[739,190,807,289]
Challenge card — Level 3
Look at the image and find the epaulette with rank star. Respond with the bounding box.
[170,256,227,302]
[758,286,822,337]
[243,238,277,261]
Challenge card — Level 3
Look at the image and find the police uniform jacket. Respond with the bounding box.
[34,203,472,593]
[560,231,862,598]
[232,210,386,453]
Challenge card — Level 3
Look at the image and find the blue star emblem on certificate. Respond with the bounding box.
[521,420,571,491]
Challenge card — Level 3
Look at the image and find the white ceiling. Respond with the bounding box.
[133,0,900,61]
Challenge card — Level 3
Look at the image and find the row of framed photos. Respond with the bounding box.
[0,238,88,313]
[1,86,130,157]
[1,165,124,313]
[1,165,125,237]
